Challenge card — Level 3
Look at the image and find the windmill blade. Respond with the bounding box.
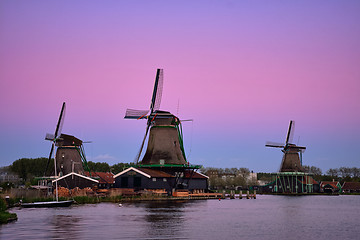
[265,141,284,148]
[180,119,194,122]
[44,143,54,176]
[45,133,55,141]
[292,146,306,150]
[150,69,163,113]
[124,109,149,119]
[134,123,151,164]
[285,120,295,144]
[54,102,66,139]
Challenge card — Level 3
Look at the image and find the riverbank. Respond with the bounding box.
[4,191,360,208]
[0,198,17,224]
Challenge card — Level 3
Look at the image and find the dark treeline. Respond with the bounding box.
[6,158,360,186]
[10,158,54,181]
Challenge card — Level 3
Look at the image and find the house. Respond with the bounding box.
[320,181,341,193]
[84,172,114,189]
[341,182,360,193]
[114,167,208,195]
[52,172,99,189]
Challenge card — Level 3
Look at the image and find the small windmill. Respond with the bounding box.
[44,102,90,176]
[125,69,188,166]
[265,120,306,172]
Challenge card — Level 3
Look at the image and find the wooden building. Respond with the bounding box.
[84,172,115,189]
[320,181,341,193]
[341,182,360,193]
[52,172,98,189]
[114,167,208,194]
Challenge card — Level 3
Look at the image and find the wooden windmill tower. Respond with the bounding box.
[44,102,90,177]
[120,69,207,194]
[265,120,306,172]
[264,121,315,194]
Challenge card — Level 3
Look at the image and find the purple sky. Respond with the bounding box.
[1,1,359,173]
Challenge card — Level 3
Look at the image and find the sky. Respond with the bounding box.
[0,1,359,173]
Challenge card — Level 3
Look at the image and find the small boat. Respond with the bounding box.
[21,200,73,208]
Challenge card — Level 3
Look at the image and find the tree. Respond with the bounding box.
[303,165,322,175]
[87,161,110,172]
[10,158,53,181]
[111,163,130,174]
[326,168,339,177]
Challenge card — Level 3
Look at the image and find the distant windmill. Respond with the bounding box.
[125,69,188,166]
[265,120,306,172]
[44,102,90,176]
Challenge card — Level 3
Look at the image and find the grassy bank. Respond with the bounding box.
[0,198,17,224]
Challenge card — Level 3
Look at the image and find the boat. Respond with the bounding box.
[21,200,73,208]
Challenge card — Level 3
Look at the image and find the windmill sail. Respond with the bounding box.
[44,102,66,175]
[124,69,164,162]
[150,69,163,112]
[285,120,295,144]
[124,109,149,119]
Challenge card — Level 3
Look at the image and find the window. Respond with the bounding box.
[152,178,156,182]
[163,178,167,182]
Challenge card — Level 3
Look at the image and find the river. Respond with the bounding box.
[1,195,360,240]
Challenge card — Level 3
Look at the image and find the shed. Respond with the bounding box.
[84,172,115,189]
[320,181,341,193]
[342,182,360,193]
[52,172,99,189]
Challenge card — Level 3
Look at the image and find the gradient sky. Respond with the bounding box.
[1,1,359,173]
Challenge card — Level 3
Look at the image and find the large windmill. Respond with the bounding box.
[266,120,306,172]
[119,69,207,194]
[125,69,188,166]
[44,102,90,177]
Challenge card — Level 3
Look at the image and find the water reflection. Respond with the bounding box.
[2,196,360,240]
[142,201,188,239]
[50,214,81,239]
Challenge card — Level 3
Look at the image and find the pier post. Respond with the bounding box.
[239,190,242,199]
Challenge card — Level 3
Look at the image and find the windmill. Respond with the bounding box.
[44,102,90,177]
[125,69,188,166]
[265,120,306,172]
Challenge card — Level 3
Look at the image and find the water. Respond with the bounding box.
[1,195,360,240]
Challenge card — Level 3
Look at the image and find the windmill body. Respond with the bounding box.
[279,144,303,172]
[55,133,85,176]
[141,111,187,165]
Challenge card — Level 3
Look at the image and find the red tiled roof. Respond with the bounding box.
[320,181,340,189]
[342,182,360,190]
[299,176,318,184]
[84,172,114,184]
[184,171,208,179]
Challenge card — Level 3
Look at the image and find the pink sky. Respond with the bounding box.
[0,1,359,172]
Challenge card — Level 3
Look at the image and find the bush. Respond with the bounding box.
[0,198,7,212]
